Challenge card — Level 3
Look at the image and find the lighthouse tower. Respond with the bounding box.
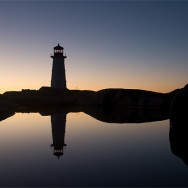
[51,43,67,89]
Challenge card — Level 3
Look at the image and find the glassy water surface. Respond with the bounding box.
[0,111,188,187]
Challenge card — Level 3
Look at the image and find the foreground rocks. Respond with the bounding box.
[170,84,188,119]
[2,86,181,110]
[169,84,188,165]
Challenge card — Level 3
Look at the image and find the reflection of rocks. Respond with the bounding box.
[83,107,168,123]
[17,105,169,124]
[170,84,188,165]
[0,110,15,122]
[170,116,188,165]
[0,96,21,121]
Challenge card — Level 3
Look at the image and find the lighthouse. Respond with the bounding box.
[51,43,67,89]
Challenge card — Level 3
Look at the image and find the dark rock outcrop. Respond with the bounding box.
[2,87,99,106]
[96,89,168,109]
[170,84,188,119]
[169,84,188,165]
[2,86,183,113]
[3,85,183,123]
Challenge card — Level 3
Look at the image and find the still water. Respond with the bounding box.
[0,110,188,187]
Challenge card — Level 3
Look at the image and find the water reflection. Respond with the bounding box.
[83,106,168,123]
[170,109,188,165]
[17,106,169,123]
[51,113,67,158]
[1,105,187,165]
[0,110,15,122]
[0,106,170,159]
[1,105,188,186]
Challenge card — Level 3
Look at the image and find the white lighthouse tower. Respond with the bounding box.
[51,43,67,89]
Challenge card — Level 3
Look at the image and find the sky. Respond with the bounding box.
[0,0,187,93]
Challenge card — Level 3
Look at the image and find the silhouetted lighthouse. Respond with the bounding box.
[51,44,67,89]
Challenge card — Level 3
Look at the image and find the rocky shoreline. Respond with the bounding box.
[0,84,186,121]
[1,86,181,107]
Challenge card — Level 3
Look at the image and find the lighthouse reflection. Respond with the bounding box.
[48,106,188,163]
[50,112,67,159]
[3,106,188,163]
[0,106,170,159]
[48,107,169,159]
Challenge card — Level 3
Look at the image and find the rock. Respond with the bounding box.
[96,88,167,109]
[169,84,188,165]
[2,86,181,112]
[170,84,188,119]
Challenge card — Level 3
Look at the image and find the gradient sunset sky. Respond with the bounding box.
[0,1,187,93]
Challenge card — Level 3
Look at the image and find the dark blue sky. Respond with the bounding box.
[0,1,187,92]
